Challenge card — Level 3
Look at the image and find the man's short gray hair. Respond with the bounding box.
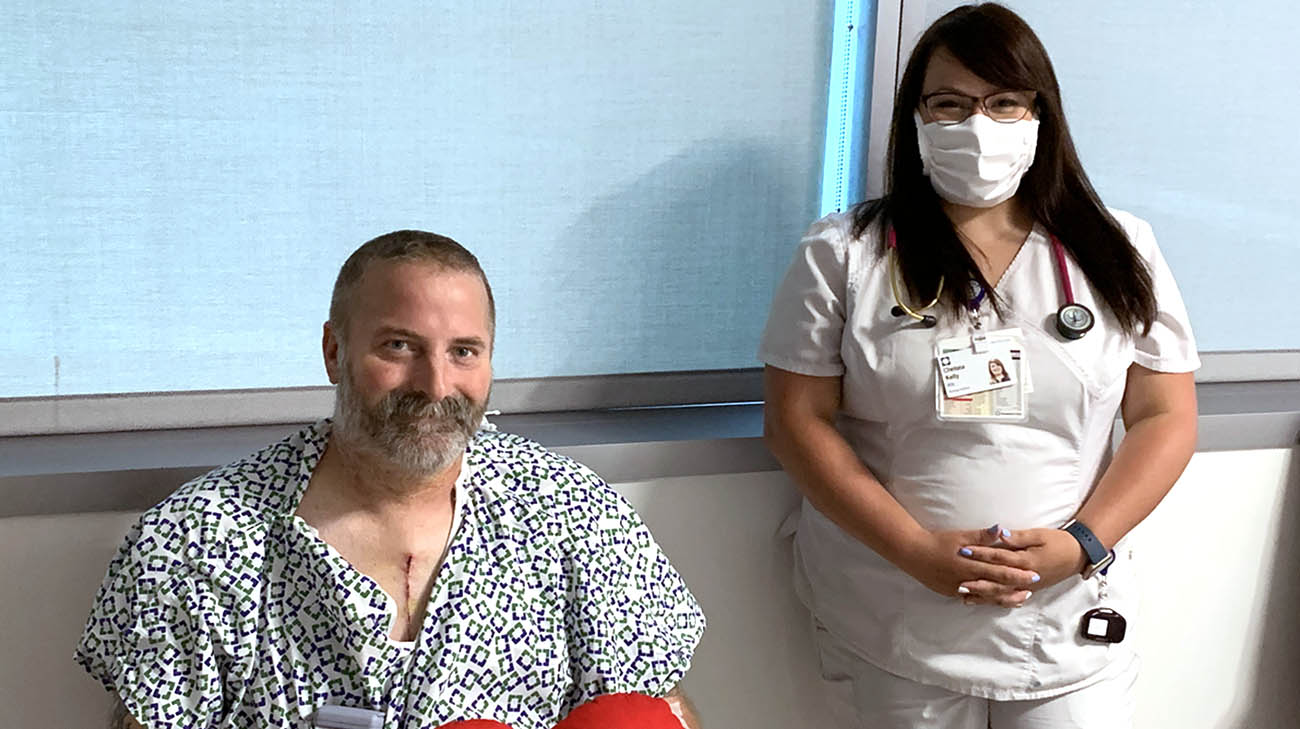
[329,230,495,343]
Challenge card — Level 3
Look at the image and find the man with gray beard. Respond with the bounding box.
[76,231,705,729]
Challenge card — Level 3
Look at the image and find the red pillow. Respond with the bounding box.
[554,693,680,729]
[437,693,680,729]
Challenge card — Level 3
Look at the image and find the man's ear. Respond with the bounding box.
[322,322,342,384]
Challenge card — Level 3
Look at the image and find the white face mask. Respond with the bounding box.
[914,110,1040,208]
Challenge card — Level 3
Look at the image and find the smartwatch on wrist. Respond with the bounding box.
[1061,518,1114,579]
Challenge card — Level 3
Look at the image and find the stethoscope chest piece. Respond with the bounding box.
[1056,302,1094,340]
[886,229,942,329]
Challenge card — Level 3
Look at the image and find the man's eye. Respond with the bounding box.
[453,346,476,359]
[386,340,410,351]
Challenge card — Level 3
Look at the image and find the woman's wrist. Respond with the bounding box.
[1060,518,1110,576]
[1070,510,1122,552]
[885,521,938,576]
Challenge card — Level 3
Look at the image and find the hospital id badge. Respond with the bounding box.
[935,328,1029,421]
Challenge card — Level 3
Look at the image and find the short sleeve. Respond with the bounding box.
[562,475,705,704]
[1127,217,1201,373]
[74,512,229,729]
[757,214,851,376]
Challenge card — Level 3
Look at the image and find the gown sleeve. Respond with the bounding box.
[75,501,249,729]
[560,465,705,703]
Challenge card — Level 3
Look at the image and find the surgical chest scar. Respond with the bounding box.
[402,554,415,626]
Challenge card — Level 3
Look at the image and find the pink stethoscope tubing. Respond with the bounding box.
[887,228,1093,338]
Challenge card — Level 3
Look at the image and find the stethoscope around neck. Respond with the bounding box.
[887,228,1095,340]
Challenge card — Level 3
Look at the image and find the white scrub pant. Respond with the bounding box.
[813,624,1138,729]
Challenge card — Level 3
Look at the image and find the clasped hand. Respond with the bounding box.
[903,525,1087,608]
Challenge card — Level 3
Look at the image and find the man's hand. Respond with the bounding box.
[110,700,146,729]
[665,686,701,729]
[958,527,1087,597]
[899,525,1041,608]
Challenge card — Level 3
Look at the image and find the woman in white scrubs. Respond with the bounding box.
[759,5,1199,728]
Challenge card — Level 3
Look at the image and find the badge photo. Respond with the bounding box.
[937,343,1017,399]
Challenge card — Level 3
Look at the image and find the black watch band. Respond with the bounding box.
[1062,518,1114,579]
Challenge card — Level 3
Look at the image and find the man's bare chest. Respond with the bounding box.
[314,515,455,641]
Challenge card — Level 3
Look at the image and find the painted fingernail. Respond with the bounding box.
[959,547,973,557]
[1030,572,1041,583]
[963,598,976,606]
[957,585,971,595]
[1001,528,1012,539]
[986,524,1000,535]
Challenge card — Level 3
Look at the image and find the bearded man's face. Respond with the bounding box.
[325,262,493,476]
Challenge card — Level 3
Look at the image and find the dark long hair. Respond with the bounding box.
[853,3,1156,335]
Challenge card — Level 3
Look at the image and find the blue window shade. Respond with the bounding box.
[909,0,1299,352]
[0,1,832,398]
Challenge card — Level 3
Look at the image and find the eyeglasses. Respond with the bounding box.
[920,90,1037,125]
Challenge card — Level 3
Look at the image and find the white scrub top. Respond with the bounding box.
[759,209,1199,700]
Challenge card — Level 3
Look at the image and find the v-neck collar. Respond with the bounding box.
[281,420,475,649]
[964,225,1044,330]
[989,224,1042,294]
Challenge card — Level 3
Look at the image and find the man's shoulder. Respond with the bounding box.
[466,428,628,517]
[140,421,325,542]
[469,427,595,472]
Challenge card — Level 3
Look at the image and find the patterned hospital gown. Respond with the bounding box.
[75,420,705,729]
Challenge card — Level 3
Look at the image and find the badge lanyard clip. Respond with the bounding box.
[1080,561,1127,643]
[967,280,988,350]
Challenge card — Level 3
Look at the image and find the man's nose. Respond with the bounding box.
[414,356,455,402]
